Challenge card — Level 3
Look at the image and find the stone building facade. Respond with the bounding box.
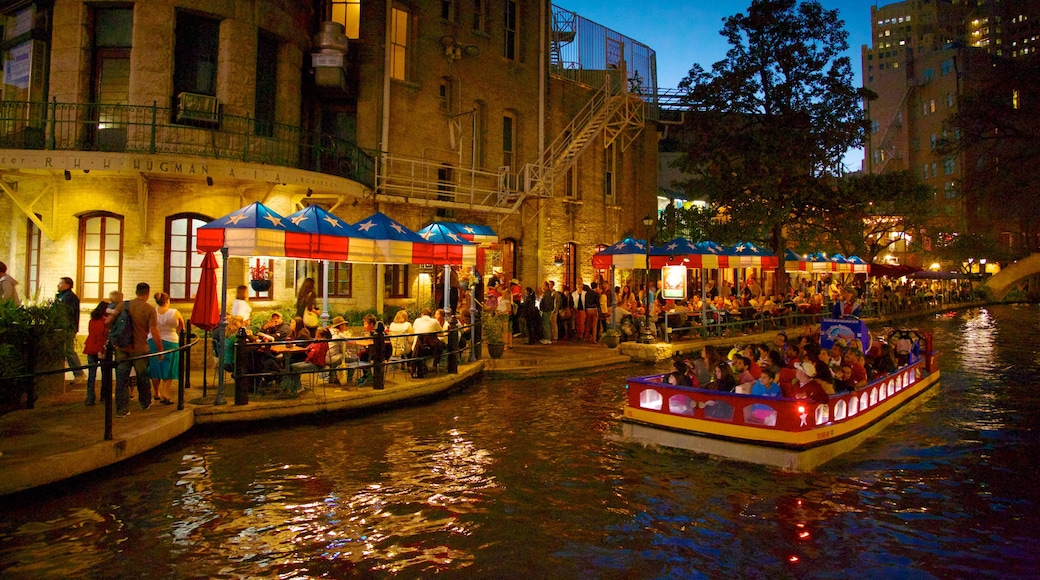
[0,0,658,329]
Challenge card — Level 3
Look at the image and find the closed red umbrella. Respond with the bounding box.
[190,251,220,393]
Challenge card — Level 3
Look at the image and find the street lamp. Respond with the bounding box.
[640,214,655,344]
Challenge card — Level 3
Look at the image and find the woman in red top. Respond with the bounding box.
[285,328,330,395]
[83,301,110,406]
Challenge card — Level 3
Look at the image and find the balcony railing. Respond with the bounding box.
[0,99,375,188]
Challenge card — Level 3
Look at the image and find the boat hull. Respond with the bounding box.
[620,369,940,471]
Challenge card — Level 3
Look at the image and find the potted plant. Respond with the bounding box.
[601,326,621,348]
[250,259,273,292]
[482,311,506,359]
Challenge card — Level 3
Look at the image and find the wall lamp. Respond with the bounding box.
[439,35,480,60]
[306,188,313,197]
[64,170,71,181]
[206,176,214,186]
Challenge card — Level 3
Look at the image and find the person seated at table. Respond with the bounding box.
[387,309,413,358]
[433,308,450,343]
[411,308,446,377]
[257,312,291,342]
[326,316,353,384]
[354,314,381,386]
[284,327,330,395]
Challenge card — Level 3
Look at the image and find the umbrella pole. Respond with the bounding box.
[203,331,208,393]
[214,247,229,405]
[443,265,451,313]
[321,260,330,327]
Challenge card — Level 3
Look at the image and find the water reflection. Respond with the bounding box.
[2,305,1040,577]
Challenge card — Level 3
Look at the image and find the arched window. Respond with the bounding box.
[77,211,124,301]
[165,213,210,300]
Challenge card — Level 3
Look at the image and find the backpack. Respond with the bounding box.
[109,300,134,348]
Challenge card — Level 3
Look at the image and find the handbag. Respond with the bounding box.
[304,309,319,328]
[559,307,573,320]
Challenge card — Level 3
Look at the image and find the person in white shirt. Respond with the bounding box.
[387,309,413,357]
[411,308,445,375]
[231,285,252,324]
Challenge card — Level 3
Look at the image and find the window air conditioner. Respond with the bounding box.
[176,92,220,124]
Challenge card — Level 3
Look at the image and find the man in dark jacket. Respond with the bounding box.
[55,277,84,383]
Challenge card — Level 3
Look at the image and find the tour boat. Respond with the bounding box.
[620,320,940,471]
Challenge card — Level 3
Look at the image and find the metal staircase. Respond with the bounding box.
[374,77,645,215]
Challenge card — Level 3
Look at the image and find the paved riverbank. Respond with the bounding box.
[0,301,986,496]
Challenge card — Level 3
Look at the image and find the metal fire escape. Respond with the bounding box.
[372,6,648,215]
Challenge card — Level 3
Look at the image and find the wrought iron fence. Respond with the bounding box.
[0,99,375,188]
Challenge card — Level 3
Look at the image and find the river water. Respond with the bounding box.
[1,304,1039,578]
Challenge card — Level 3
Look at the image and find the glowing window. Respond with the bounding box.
[639,388,663,411]
[668,394,695,416]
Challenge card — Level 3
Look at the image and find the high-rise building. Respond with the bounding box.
[861,0,1040,262]
[0,1,659,323]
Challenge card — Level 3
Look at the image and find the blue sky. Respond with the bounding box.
[560,0,882,171]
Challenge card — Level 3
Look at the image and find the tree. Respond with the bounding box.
[673,0,871,292]
[940,54,1040,255]
[805,171,933,264]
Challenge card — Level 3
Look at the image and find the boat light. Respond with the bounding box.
[798,405,805,414]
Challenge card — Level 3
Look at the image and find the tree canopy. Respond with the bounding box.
[672,0,872,291]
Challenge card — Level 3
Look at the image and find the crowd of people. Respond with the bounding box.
[664,329,914,403]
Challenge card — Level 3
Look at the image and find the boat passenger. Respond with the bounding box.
[707,361,737,392]
[731,355,755,385]
[667,358,692,387]
[788,361,829,403]
[832,366,855,393]
[750,367,782,397]
[694,346,724,387]
[845,349,869,389]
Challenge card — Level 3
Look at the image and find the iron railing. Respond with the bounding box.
[0,99,376,188]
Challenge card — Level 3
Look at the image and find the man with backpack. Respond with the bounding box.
[107,282,163,417]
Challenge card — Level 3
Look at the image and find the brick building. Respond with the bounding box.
[862,0,1040,263]
[0,0,659,326]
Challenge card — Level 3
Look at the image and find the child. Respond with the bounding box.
[750,366,781,397]
[83,301,110,406]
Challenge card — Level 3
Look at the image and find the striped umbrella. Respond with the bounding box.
[344,212,434,264]
[591,237,650,269]
[285,205,352,262]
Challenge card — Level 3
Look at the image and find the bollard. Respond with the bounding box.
[472,310,483,361]
[372,324,386,390]
[447,316,459,374]
[101,344,115,441]
[177,331,186,410]
[234,328,250,405]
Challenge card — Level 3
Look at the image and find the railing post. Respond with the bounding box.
[234,329,250,405]
[243,114,251,162]
[177,329,187,410]
[447,316,459,374]
[47,97,57,150]
[101,344,115,441]
[149,101,157,154]
[472,310,482,361]
[372,324,387,390]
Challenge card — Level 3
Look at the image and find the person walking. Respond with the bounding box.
[55,277,85,384]
[83,301,110,405]
[148,291,184,405]
[107,282,163,417]
[0,261,21,305]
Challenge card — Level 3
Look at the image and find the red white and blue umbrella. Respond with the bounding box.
[344,212,434,264]
[727,241,779,269]
[432,222,499,245]
[415,223,478,266]
[197,201,310,257]
[285,205,352,262]
[591,237,650,269]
